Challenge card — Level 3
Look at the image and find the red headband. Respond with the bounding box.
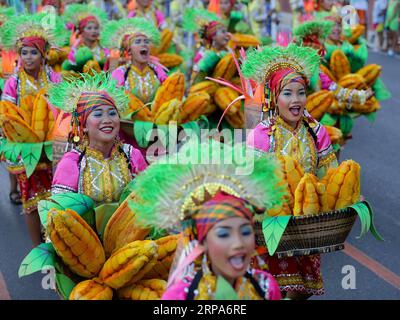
[79,16,99,33]
[20,36,47,57]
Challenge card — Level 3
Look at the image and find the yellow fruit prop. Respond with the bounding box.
[69,279,113,300]
[157,28,174,54]
[228,33,260,49]
[225,111,245,129]
[0,100,30,124]
[188,81,219,97]
[143,235,178,280]
[0,113,41,143]
[306,90,334,120]
[180,92,211,123]
[324,125,343,145]
[338,73,368,90]
[153,98,182,125]
[103,193,150,257]
[214,87,241,116]
[346,24,365,44]
[117,279,167,300]
[82,60,102,75]
[157,53,183,68]
[31,90,53,142]
[356,64,381,86]
[47,208,106,278]
[351,96,380,114]
[99,240,158,290]
[125,92,153,122]
[320,64,337,82]
[152,72,185,115]
[293,173,321,216]
[212,54,237,81]
[330,50,351,80]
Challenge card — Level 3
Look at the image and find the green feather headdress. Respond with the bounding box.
[0,13,68,50]
[182,7,221,33]
[128,139,285,231]
[62,4,108,29]
[0,7,15,26]
[241,44,321,85]
[101,18,161,50]
[48,72,129,114]
[293,20,335,44]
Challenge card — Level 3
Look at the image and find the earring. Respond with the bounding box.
[201,253,211,275]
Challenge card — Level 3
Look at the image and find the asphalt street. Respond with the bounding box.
[0,51,399,300]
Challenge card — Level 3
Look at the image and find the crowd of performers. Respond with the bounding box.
[0,0,389,300]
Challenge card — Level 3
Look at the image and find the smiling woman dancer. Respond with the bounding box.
[49,72,147,204]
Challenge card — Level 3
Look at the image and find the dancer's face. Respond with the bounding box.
[321,0,334,11]
[85,105,120,145]
[130,35,151,65]
[213,26,231,49]
[204,217,255,285]
[20,46,42,73]
[329,21,342,43]
[220,0,233,15]
[82,21,100,42]
[276,82,307,129]
[136,0,152,8]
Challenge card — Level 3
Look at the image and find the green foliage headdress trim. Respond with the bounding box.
[293,20,335,44]
[128,140,285,231]
[101,17,161,49]
[241,44,321,85]
[0,13,68,50]
[62,4,108,29]
[48,72,129,114]
[0,7,15,26]
[182,7,221,32]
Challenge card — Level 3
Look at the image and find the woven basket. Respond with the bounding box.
[254,206,358,258]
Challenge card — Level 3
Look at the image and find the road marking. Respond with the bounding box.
[343,242,400,290]
[0,271,11,300]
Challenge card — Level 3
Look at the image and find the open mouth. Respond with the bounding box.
[228,254,246,271]
[100,126,114,134]
[289,105,302,117]
[139,48,149,57]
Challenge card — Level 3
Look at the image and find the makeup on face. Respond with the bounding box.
[130,35,151,65]
[82,21,100,42]
[20,46,42,73]
[204,217,255,285]
[276,82,307,129]
[84,105,120,145]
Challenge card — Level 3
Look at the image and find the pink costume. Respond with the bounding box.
[1,66,61,104]
[52,143,147,204]
[127,8,167,30]
[162,269,282,300]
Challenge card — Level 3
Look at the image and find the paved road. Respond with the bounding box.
[0,52,399,300]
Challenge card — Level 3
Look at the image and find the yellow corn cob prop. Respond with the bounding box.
[328,99,345,115]
[69,279,113,300]
[46,106,55,141]
[153,98,182,125]
[356,64,381,87]
[188,81,219,97]
[82,60,102,75]
[330,49,351,80]
[0,100,31,124]
[47,208,106,278]
[0,114,41,143]
[19,95,35,122]
[204,103,217,116]
[143,235,178,280]
[351,97,380,114]
[157,53,183,68]
[103,193,150,257]
[117,279,167,300]
[225,110,245,129]
[267,168,292,216]
[346,24,365,44]
[324,125,343,145]
[99,240,158,289]
[214,87,241,116]
[228,33,260,49]
[46,49,60,66]
[320,64,337,82]
[180,92,211,123]
[212,54,237,81]
[338,73,368,90]
[152,72,185,115]
[306,90,334,121]
[125,92,153,122]
[31,90,53,142]
[335,161,361,210]
[293,173,320,216]
[155,28,174,55]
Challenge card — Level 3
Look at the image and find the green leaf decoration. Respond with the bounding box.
[133,121,154,148]
[214,276,239,300]
[156,124,170,150]
[181,120,200,139]
[18,243,56,278]
[332,143,341,152]
[3,142,22,163]
[364,112,377,123]
[55,273,77,300]
[320,113,338,127]
[372,78,391,101]
[44,141,53,161]
[21,143,43,178]
[351,201,384,241]
[95,202,119,241]
[119,179,136,205]
[37,200,63,227]
[339,114,354,136]
[262,216,291,256]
